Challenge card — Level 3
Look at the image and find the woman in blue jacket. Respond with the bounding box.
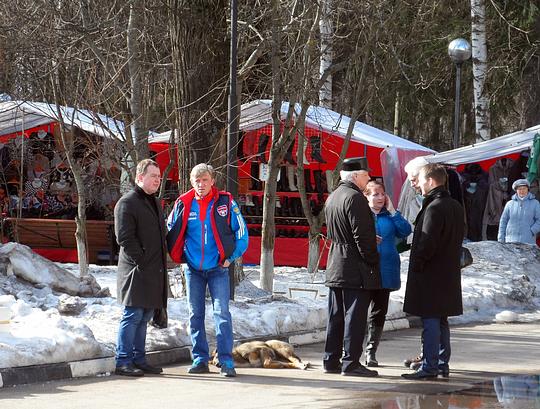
[498,179,540,245]
[363,180,412,367]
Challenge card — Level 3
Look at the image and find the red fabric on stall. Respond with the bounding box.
[243,235,330,268]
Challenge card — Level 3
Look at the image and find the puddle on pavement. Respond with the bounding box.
[361,374,540,409]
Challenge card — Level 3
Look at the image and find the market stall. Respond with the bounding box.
[237,100,435,267]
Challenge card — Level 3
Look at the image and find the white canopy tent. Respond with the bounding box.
[149,99,435,153]
[0,101,125,140]
[422,124,540,165]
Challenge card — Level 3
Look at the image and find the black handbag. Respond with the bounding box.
[150,307,168,329]
[460,246,473,268]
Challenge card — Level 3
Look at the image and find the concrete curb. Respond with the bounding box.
[0,347,191,388]
[0,316,416,388]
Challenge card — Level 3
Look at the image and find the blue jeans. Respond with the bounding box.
[185,265,234,367]
[421,317,451,374]
[116,306,154,367]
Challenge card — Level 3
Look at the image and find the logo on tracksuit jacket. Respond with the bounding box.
[166,188,247,266]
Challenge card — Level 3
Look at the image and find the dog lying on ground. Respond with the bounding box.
[211,339,310,369]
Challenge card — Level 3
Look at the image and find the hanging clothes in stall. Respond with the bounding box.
[507,150,530,196]
[527,133,540,200]
[397,179,422,245]
[446,167,464,205]
[461,163,489,241]
[483,158,513,240]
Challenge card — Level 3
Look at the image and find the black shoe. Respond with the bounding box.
[323,366,342,374]
[341,365,378,377]
[134,362,163,374]
[439,369,450,378]
[115,364,144,377]
[401,370,438,380]
[220,366,237,378]
[188,362,210,374]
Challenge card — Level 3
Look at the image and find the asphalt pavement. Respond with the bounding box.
[1,321,539,409]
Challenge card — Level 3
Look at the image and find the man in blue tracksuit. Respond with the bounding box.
[167,163,248,378]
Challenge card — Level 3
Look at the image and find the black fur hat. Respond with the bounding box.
[342,157,370,172]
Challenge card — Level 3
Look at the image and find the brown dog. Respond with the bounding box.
[212,340,309,370]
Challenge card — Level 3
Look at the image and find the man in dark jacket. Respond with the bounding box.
[114,159,168,377]
[323,157,381,377]
[402,163,464,380]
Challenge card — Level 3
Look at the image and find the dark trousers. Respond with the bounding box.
[323,287,371,372]
[368,289,391,328]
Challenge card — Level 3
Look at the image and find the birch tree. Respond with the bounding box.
[471,0,491,141]
[319,0,333,108]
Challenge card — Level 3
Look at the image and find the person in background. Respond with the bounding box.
[323,157,381,377]
[114,159,168,377]
[363,180,412,367]
[0,186,10,216]
[166,163,248,378]
[498,178,540,245]
[398,156,429,370]
[402,163,464,380]
[398,156,429,245]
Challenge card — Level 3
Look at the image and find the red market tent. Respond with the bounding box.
[236,100,434,267]
[238,100,434,177]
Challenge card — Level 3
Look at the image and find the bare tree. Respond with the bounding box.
[127,0,149,160]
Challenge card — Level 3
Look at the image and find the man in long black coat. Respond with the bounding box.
[323,157,381,377]
[402,163,464,380]
[114,159,168,377]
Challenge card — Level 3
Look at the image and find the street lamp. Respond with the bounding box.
[227,0,239,301]
[448,38,471,149]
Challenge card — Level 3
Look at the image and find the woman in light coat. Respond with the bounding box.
[498,179,540,245]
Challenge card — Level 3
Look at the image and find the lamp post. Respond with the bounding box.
[448,38,471,149]
[227,0,239,300]
[227,0,239,199]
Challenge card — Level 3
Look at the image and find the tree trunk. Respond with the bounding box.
[260,163,280,291]
[521,11,540,128]
[127,0,148,161]
[49,14,89,277]
[74,181,89,277]
[306,220,325,277]
[167,0,228,190]
[319,0,333,108]
[307,236,320,281]
[393,90,400,135]
[259,0,282,292]
[471,0,491,141]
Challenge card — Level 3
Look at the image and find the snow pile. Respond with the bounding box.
[0,295,105,368]
[0,242,108,297]
[393,241,540,324]
[0,241,539,369]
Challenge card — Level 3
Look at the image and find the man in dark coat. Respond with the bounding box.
[323,157,381,377]
[114,159,168,377]
[402,163,464,380]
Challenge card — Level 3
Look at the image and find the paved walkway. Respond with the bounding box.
[2,322,539,409]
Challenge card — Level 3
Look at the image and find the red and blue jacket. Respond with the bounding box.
[166,187,248,270]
